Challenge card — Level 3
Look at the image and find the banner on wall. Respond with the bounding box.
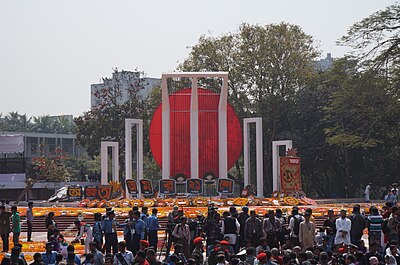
[217,179,234,194]
[126,180,138,195]
[159,179,176,195]
[186,179,203,194]
[139,180,153,195]
[279,157,301,192]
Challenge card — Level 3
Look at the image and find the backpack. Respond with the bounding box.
[382,218,390,234]
[293,216,302,236]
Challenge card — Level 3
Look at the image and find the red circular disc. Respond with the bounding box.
[149,88,243,179]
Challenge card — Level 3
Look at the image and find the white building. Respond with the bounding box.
[91,71,160,109]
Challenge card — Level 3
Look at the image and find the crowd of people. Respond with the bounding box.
[1,200,400,265]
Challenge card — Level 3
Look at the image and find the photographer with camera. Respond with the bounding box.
[203,206,222,247]
[172,217,190,259]
[165,206,182,258]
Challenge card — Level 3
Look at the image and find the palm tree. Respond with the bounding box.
[3,111,32,132]
[51,116,76,134]
[32,115,53,133]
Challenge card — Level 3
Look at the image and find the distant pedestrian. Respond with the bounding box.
[365,183,371,202]
[11,206,21,245]
[0,205,12,252]
[26,202,34,242]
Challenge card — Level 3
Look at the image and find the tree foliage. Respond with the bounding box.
[31,146,70,181]
[180,22,320,193]
[339,3,400,72]
[0,111,75,134]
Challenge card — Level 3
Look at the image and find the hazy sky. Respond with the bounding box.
[0,0,395,117]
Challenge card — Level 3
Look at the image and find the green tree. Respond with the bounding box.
[179,22,320,194]
[322,58,400,196]
[2,111,32,132]
[74,69,147,181]
[339,3,400,72]
[32,115,53,133]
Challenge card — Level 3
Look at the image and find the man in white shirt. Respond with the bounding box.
[221,211,240,246]
[114,241,135,265]
[364,183,371,202]
[335,210,351,245]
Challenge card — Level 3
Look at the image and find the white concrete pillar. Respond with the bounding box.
[243,118,263,197]
[161,76,170,179]
[272,140,293,191]
[218,74,229,179]
[190,77,199,179]
[100,141,119,185]
[125,119,143,198]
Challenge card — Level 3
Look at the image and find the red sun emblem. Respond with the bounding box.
[149,88,243,179]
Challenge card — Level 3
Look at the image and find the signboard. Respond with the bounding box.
[279,156,301,192]
[126,179,138,195]
[67,186,82,201]
[97,185,113,200]
[217,179,234,194]
[186,179,203,194]
[84,186,97,199]
[139,180,153,195]
[159,179,176,195]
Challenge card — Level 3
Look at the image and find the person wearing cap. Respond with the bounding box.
[369,256,379,265]
[334,209,351,245]
[217,252,228,265]
[140,240,150,251]
[172,216,191,258]
[298,212,315,251]
[191,237,204,264]
[208,241,230,265]
[42,242,58,265]
[236,249,247,265]
[114,241,135,265]
[146,208,160,252]
[237,207,249,247]
[103,210,122,254]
